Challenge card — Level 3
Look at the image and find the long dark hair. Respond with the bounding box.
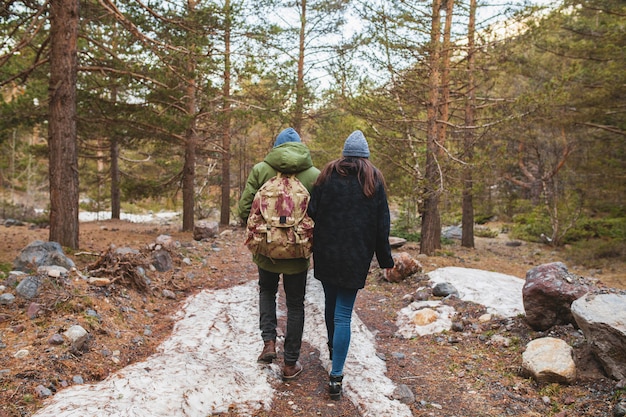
[315,157,386,198]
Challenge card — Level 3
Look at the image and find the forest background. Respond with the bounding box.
[0,0,624,273]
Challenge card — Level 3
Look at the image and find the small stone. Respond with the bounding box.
[14,349,29,358]
[35,385,52,397]
[48,334,64,345]
[162,289,176,299]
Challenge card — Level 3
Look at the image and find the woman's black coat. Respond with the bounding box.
[307,169,394,289]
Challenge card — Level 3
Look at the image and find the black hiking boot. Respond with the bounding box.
[329,375,343,400]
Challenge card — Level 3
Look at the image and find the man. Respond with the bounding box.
[238,127,320,380]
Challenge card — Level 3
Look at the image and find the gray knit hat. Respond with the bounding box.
[342,130,370,158]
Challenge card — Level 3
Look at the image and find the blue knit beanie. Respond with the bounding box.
[342,130,370,158]
[273,127,301,147]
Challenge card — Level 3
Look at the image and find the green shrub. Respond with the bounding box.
[475,226,499,238]
[565,238,626,268]
[474,213,495,225]
[391,227,421,242]
[561,217,626,244]
[510,210,551,243]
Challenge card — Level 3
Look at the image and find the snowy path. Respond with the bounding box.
[33,275,412,417]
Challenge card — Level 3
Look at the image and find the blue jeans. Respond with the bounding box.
[322,282,358,377]
[258,267,307,364]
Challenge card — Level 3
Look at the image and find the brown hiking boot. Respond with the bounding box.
[282,361,303,380]
[257,340,277,363]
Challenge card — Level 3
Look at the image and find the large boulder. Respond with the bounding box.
[571,291,626,380]
[13,240,75,273]
[522,262,593,331]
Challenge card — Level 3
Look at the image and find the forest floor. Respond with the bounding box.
[0,219,624,417]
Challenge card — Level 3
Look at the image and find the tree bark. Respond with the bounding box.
[182,83,197,231]
[110,135,120,219]
[182,0,199,232]
[48,0,79,249]
[461,0,476,248]
[220,0,232,226]
[292,0,306,132]
[420,0,443,256]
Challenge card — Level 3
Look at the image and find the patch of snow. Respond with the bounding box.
[428,267,525,317]
[34,274,412,417]
[305,278,412,417]
[78,211,180,223]
[395,301,456,338]
[33,282,274,417]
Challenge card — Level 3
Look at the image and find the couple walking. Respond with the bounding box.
[237,127,394,401]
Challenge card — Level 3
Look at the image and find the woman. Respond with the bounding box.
[307,130,394,400]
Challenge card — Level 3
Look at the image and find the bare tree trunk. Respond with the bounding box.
[420,0,443,256]
[110,135,120,219]
[48,0,79,249]
[438,0,453,152]
[182,0,198,232]
[110,85,120,219]
[461,0,477,248]
[182,84,197,231]
[182,129,197,231]
[292,0,306,132]
[220,0,232,226]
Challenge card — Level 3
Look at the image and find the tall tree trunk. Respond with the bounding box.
[110,135,120,219]
[461,0,477,248]
[438,0,453,152]
[220,0,232,226]
[182,81,197,231]
[420,0,443,256]
[48,0,79,249]
[182,128,197,231]
[182,0,198,232]
[110,85,120,219]
[181,54,197,231]
[292,0,306,132]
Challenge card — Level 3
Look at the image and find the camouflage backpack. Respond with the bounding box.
[245,172,314,260]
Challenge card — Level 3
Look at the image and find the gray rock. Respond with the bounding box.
[442,225,462,240]
[389,236,407,248]
[64,325,89,350]
[35,385,52,397]
[155,234,178,250]
[15,276,43,300]
[48,334,65,345]
[392,384,415,404]
[37,265,69,277]
[432,282,459,297]
[114,247,140,256]
[13,240,75,272]
[151,249,173,272]
[571,292,626,380]
[162,289,176,299]
[193,220,219,241]
[0,293,15,305]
